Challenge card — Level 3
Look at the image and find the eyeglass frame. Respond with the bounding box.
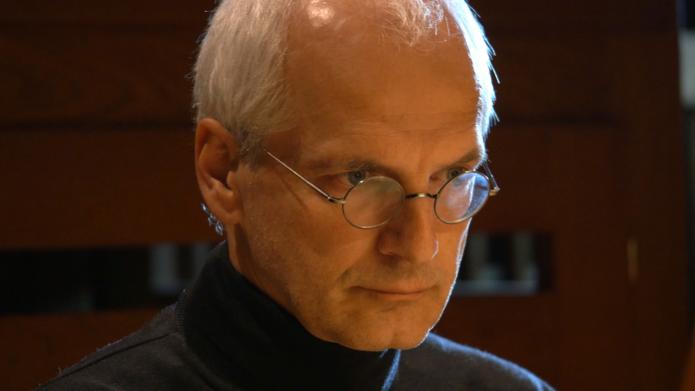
[263,148,501,229]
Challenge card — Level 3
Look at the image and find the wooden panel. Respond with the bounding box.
[0,29,200,127]
[0,129,216,249]
[0,1,216,129]
[436,296,559,385]
[0,0,215,25]
[607,32,689,391]
[682,328,695,391]
[0,309,157,391]
[468,5,687,387]
[438,125,631,390]
[490,36,614,122]
[471,0,676,34]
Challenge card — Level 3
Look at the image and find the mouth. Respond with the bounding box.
[357,286,432,301]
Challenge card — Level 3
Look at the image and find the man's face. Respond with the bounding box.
[229,4,483,351]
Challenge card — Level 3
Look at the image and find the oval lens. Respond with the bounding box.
[343,177,404,228]
[435,173,490,223]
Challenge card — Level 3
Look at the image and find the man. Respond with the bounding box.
[41,0,552,389]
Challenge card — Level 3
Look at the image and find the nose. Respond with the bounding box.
[376,195,439,263]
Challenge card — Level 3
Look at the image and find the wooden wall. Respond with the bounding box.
[0,0,217,249]
[452,1,687,390]
[0,2,217,388]
[0,1,687,390]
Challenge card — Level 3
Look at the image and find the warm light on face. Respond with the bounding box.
[306,0,336,28]
[228,4,484,351]
[263,149,498,229]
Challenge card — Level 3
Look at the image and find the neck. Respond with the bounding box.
[179,242,401,390]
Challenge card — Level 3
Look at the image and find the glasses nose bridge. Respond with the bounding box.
[404,192,437,201]
[398,192,439,222]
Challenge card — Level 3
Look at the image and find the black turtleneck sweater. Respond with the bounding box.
[39,243,553,390]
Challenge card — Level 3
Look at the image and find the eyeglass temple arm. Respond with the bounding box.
[264,150,347,205]
[482,162,501,196]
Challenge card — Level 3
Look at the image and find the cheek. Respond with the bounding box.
[240,176,375,284]
[257,182,375,258]
[455,222,472,258]
[438,222,471,281]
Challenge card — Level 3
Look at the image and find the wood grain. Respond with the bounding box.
[0,129,217,248]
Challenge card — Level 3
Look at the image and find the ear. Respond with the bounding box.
[194,117,243,227]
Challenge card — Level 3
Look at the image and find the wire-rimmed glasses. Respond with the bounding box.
[265,149,500,229]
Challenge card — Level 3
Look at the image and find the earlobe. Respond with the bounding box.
[194,118,243,228]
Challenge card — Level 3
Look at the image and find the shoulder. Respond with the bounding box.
[36,305,212,391]
[396,333,554,391]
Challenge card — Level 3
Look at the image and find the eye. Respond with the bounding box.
[447,167,466,180]
[346,170,367,186]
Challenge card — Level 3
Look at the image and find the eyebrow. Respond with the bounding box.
[301,146,487,174]
[301,156,386,175]
[453,147,488,170]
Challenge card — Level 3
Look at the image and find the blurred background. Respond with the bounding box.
[0,0,691,390]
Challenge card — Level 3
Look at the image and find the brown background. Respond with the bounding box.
[0,0,688,390]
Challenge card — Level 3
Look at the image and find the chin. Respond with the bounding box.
[348,332,430,352]
[383,331,431,350]
[329,321,434,352]
[299,291,447,352]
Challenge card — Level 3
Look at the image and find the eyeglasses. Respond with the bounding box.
[264,149,500,229]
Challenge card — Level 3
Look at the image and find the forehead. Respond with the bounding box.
[266,115,483,179]
[287,2,477,112]
[295,112,479,158]
[276,0,482,167]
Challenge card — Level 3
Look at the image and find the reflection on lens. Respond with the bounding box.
[435,173,489,223]
[343,176,404,228]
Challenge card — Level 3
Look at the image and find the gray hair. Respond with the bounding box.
[193,0,496,162]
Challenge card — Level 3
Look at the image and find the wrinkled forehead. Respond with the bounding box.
[285,0,474,83]
[285,0,478,118]
[289,0,460,44]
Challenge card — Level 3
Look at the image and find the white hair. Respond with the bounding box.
[193,0,496,162]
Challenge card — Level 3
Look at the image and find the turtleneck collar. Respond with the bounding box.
[178,242,400,390]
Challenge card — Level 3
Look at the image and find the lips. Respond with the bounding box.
[364,287,429,295]
[356,285,433,297]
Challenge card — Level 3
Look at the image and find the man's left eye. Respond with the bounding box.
[346,170,367,186]
[447,167,466,179]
